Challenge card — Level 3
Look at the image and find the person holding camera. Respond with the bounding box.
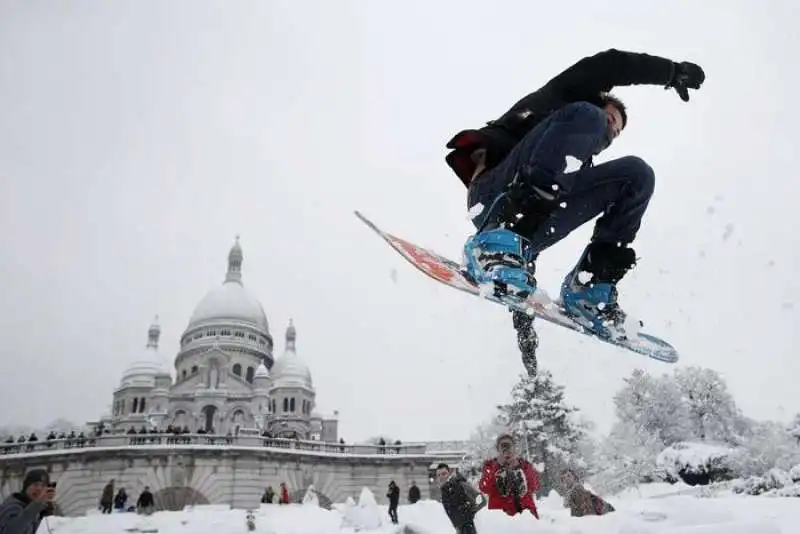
[0,469,56,534]
[478,434,540,519]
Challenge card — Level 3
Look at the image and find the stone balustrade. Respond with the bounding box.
[0,434,465,516]
[0,433,430,459]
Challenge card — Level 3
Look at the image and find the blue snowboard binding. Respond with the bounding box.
[560,243,637,340]
[462,227,537,304]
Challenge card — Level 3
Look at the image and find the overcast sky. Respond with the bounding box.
[1,0,797,442]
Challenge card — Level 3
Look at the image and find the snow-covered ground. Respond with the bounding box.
[42,485,800,534]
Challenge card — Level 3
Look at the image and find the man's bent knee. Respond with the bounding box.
[617,155,655,196]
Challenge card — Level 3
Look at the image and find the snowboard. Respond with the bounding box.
[354,210,679,364]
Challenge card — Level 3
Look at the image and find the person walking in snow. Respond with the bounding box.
[99,479,114,514]
[386,481,400,524]
[136,486,155,515]
[446,49,705,362]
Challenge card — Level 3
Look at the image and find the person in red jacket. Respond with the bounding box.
[278,482,290,504]
[478,433,540,519]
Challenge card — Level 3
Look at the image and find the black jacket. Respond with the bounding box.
[408,484,421,504]
[387,484,400,506]
[137,490,154,508]
[440,473,486,530]
[0,493,47,534]
[446,49,677,186]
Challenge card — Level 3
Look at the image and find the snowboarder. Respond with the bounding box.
[445,49,705,349]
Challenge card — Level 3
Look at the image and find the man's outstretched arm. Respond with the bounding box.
[544,49,704,101]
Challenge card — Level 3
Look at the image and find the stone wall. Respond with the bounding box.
[0,434,463,516]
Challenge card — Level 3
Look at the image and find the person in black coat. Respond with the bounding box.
[447,48,705,347]
[436,463,486,534]
[408,481,421,504]
[0,469,56,534]
[386,481,400,524]
[136,486,155,515]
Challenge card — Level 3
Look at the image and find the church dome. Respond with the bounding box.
[255,362,269,379]
[119,318,171,388]
[270,320,313,389]
[185,237,270,334]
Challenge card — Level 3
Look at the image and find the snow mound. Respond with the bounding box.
[37,487,800,534]
[302,485,319,507]
[340,487,382,530]
[657,441,734,478]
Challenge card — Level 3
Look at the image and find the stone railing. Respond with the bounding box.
[0,434,430,458]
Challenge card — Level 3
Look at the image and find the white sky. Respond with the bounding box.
[1,0,798,442]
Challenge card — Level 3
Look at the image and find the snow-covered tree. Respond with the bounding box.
[592,419,666,494]
[673,366,743,443]
[728,419,800,477]
[45,418,80,434]
[787,413,800,444]
[592,369,690,493]
[0,418,81,439]
[612,369,691,445]
[497,370,588,494]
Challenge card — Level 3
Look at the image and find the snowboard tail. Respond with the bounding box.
[355,210,679,364]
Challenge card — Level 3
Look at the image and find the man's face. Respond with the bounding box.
[26,481,47,500]
[435,467,450,485]
[497,439,516,462]
[604,103,624,141]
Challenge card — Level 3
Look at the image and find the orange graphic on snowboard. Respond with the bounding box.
[387,235,456,284]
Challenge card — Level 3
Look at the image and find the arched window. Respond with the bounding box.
[233,363,242,376]
[245,366,254,383]
[191,365,198,374]
[283,398,288,413]
[290,398,296,412]
[182,369,187,379]
[132,398,138,413]
[139,398,146,413]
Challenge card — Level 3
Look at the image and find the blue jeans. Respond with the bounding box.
[468,102,655,255]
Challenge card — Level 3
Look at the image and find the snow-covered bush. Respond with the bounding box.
[656,441,735,485]
[727,420,800,478]
[591,421,668,495]
[732,467,800,496]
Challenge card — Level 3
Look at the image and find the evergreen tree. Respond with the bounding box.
[497,370,587,494]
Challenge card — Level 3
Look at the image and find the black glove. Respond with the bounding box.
[507,469,525,495]
[495,469,509,497]
[668,61,705,102]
